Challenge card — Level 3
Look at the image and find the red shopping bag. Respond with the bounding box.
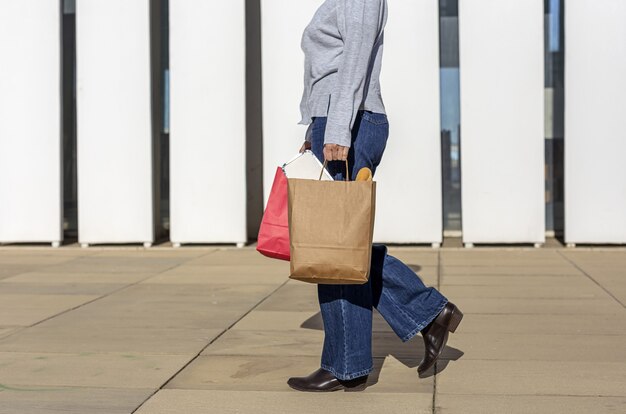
[256,167,290,261]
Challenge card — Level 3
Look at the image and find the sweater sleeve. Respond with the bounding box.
[324,0,383,147]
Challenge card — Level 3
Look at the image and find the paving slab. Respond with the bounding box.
[201,329,324,357]
[134,389,432,414]
[255,283,320,312]
[37,303,247,331]
[142,264,290,285]
[449,296,623,315]
[0,294,99,326]
[0,326,222,355]
[201,329,431,360]
[435,394,626,414]
[0,265,41,280]
[561,266,626,305]
[0,386,151,414]
[0,352,190,389]
[441,266,581,276]
[165,355,433,394]
[436,360,626,396]
[0,271,158,284]
[39,256,181,274]
[440,250,567,266]
[41,283,278,328]
[440,274,593,286]
[591,279,626,305]
[561,250,626,268]
[0,281,126,296]
[165,355,323,391]
[579,268,626,280]
[444,333,626,362]
[441,283,610,299]
[231,310,322,331]
[98,282,279,305]
[231,310,395,333]
[0,250,90,266]
[0,327,20,339]
[453,313,626,335]
[92,249,213,259]
[184,249,286,266]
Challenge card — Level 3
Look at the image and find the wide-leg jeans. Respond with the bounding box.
[309,110,449,380]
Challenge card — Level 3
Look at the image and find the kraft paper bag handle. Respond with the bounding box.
[319,159,350,181]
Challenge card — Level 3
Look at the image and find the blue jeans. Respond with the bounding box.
[309,110,449,380]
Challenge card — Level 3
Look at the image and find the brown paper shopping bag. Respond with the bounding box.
[287,160,376,284]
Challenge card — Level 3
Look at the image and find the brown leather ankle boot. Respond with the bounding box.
[417,302,463,376]
[287,368,368,392]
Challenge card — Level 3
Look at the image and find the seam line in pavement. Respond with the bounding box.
[131,277,291,414]
[435,392,626,398]
[556,250,626,309]
[433,250,441,414]
[437,250,441,291]
[432,363,438,414]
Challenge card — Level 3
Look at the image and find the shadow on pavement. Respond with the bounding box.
[299,311,464,387]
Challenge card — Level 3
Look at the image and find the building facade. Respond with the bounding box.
[0,0,624,247]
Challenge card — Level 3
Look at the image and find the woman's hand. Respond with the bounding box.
[299,141,311,153]
[323,143,349,161]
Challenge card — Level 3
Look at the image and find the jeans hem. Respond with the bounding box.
[400,298,449,343]
[320,364,372,381]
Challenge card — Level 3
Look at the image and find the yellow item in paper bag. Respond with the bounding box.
[356,167,373,182]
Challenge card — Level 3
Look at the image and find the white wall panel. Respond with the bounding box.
[0,1,62,244]
[373,0,442,243]
[459,0,545,244]
[565,0,626,244]
[261,0,443,244]
[76,0,154,245]
[169,1,246,245]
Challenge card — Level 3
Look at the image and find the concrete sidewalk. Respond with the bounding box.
[0,246,624,413]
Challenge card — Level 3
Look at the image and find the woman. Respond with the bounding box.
[288,0,463,392]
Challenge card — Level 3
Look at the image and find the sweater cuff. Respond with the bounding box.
[304,123,313,142]
[323,124,352,148]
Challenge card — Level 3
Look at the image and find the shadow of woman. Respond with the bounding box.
[299,310,464,386]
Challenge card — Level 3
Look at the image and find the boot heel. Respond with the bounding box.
[343,377,368,392]
[447,306,463,333]
[344,382,367,392]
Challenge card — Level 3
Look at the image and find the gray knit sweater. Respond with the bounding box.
[299,0,388,147]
